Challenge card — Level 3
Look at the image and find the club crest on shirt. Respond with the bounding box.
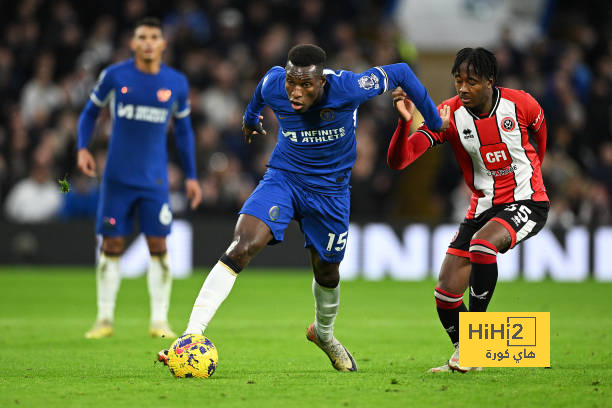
[501,116,516,132]
[157,88,172,102]
[358,73,379,90]
[320,109,335,121]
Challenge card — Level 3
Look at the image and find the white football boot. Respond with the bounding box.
[430,346,482,373]
[306,323,357,372]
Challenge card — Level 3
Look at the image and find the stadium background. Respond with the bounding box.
[0,0,610,280]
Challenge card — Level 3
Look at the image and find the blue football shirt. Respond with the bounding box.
[243,63,441,193]
[82,59,193,189]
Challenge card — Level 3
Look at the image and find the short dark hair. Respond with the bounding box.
[452,47,497,82]
[288,44,326,69]
[134,17,162,31]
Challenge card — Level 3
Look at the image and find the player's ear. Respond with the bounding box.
[320,74,326,87]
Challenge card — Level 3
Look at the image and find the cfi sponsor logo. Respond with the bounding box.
[157,88,172,102]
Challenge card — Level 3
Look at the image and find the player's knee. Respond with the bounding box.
[225,237,264,266]
[146,237,167,255]
[469,238,498,264]
[313,260,339,288]
[434,286,464,310]
[314,273,339,288]
[102,238,124,255]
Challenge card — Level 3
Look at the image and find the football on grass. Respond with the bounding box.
[167,334,218,378]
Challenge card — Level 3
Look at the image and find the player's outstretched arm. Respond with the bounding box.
[382,63,445,131]
[393,87,450,130]
[392,87,415,122]
[387,89,433,170]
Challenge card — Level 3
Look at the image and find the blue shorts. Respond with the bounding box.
[96,181,172,237]
[240,168,350,263]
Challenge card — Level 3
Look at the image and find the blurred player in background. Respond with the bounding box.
[77,17,202,339]
[388,47,549,372]
[158,44,449,371]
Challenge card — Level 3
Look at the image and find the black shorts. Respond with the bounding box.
[447,200,550,258]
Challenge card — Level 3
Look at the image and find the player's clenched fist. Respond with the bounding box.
[242,115,266,144]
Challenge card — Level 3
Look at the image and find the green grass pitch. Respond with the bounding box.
[0,267,609,407]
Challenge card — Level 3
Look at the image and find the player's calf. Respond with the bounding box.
[434,286,466,346]
[468,239,499,312]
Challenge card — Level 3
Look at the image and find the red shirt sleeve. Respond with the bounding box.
[387,100,454,170]
[523,92,547,164]
[387,118,434,170]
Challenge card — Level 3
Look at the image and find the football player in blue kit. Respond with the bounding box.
[77,17,202,339]
[158,44,449,371]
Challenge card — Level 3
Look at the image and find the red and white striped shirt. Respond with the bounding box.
[388,87,548,219]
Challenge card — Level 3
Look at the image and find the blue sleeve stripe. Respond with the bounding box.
[323,69,344,77]
[375,66,389,92]
[417,129,435,147]
[90,93,105,107]
[261,74,271,92]
[174,107,191,118]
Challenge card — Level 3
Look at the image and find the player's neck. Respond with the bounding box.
[472,88,495,116]
[134,58,162,74]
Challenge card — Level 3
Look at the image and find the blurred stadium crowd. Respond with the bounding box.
[0,0,610,227]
